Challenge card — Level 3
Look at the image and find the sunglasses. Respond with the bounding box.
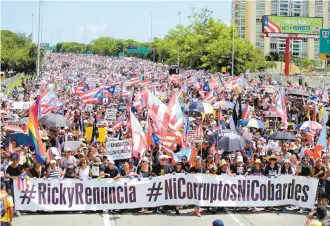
[161,159,167,161]
[269,159,276,161]
[181,159,186,161]
[12,158,18,161]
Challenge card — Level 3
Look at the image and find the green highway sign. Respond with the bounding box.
[319,29,330,60]
[87,50,93,54]
[40,43,50,48]
[46,46,53,51]
[140,46,149,54]
[127,46,138,54]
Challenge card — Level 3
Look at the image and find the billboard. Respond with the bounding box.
[262,16,323,36]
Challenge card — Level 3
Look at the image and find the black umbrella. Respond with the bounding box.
[268,131,297,141]
[39,113,71,128]
[217,133,246,153]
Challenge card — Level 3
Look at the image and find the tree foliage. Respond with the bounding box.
[1,30,44,74]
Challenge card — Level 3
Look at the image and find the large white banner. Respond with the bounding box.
[106,139,131,160]
[14,175,318,211]
[8,101,34,110]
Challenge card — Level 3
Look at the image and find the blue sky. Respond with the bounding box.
[1,0,232,45]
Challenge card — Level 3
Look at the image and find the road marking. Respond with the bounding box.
[228,212,245,226]
[103,210,111,226]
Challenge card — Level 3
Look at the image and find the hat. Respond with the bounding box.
[158,154,170,160]
[93,157,103,166]
[212,219,224,226]
[317,205,328,220]
[283,159,291,164]
[108,159,115,164]
[310,221,322,226]
[67,164,75,169]
[254,159,261,164]
[236,156,243,162]
[141,157,149,163]
[64,148,72,152]
[55,156,61,160]
[266,154,279,162]
[219,159,228,167]
[10,153,19,159]
[50,159,56,164]
[40,133,49,140]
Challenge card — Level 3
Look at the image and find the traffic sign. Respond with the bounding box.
[319,29,330,60]
[221,67,226,73]
[127,46,138,54]
[87,50,93,54]
[40,43,50,48]
[140,46,149,54]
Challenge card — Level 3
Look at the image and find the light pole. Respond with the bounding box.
[36,0,41,77]
[177,12,181,67]
[231,24,235,76]
[84,27,87,53]
[31,13,34,42]
[150,12,153,42]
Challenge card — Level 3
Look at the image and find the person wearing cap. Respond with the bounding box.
[265,154,280,177]
[29,159,46,179]
[0,182,14,226]
[47,159,63,179]
[64,164,76,179]
[4,153,23,217]
[128,159,137,173]
[151,154,172,177]
[231,156,248,176]
[120,161,137,178]
[103,159,120,179]
[137,157,152,178]
[61,148,77,169]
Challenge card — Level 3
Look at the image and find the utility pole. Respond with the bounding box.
[40,1,43,44]
[150,12,153,42]
[178,12,181,67]
[31,13,34,42]
[231,24,235,76]
[36,0,41,77]
[84,27,87,53]
[153,47,156,62]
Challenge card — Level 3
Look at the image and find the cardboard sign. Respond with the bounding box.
[104,108,117,121]
[106,139,131,160]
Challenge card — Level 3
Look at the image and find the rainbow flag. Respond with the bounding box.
[28,97,46,162]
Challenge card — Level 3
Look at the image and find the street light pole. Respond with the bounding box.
[84,27,87,53]
[31,13,34,42]
[36,0,41,77]
[150,12,153,42]
[231,24,235,76]
[178,12,181,67]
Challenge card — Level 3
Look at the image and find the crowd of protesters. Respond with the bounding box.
[1,53,330,225]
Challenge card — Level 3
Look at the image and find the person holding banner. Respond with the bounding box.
[103,160,120,179]
[189,156,204,217]
[74,157,91,180]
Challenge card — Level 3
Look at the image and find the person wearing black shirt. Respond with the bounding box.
[264,155,280,177]
[151,155,172,176]
[4,153,24,217]
[103,160,120,179]
[180,156,190,172]
[312,158,329,205]
[29,161,46,178]
[189,156,203,217]
[151,155,171,214]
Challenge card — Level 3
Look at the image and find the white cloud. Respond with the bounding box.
[77,21,107,34]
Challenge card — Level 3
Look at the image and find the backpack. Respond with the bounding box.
[0,194,9,218]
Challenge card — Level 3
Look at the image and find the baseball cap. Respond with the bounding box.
[236,156,243,162]
[55,156,62,160]
[212,219,224,226]
[50,160,56,164]
[158,154,170,160]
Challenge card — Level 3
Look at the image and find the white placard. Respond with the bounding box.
[106,139,131,160]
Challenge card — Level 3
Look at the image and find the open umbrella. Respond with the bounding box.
[295,121,322,130]
[189,101,214,114]
[2,125,24,133]
[268,131,297,141]
[39,113,71,128]
[239,118,265,129]
[217,133,246,153]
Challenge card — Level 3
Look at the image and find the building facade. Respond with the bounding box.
[232,0,329,62]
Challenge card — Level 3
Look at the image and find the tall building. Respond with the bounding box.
[232,0,329,62]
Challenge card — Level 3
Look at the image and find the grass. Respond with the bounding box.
[6,74,30,94]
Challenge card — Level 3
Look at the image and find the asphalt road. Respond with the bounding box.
[13,207,309,226]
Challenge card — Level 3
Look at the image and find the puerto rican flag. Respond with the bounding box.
[81,89,103,104]
[263,16,281,33]
[130,76,142,86]
[202,90,217,104]
[130,110,147,158]
[167,93,184,132]
[274,88,287,129]
[113,113,125,132]
[104,85,119,97]
[75,84,89,95]
[17,174,28,191]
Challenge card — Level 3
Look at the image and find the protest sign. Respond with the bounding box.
[64,141,82,150]
[97,127,107,143]
[8,101,34,110]
[86,104,94,112]
[104,108,117,121]
[106,139,131,160]
[14,175,318,211]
